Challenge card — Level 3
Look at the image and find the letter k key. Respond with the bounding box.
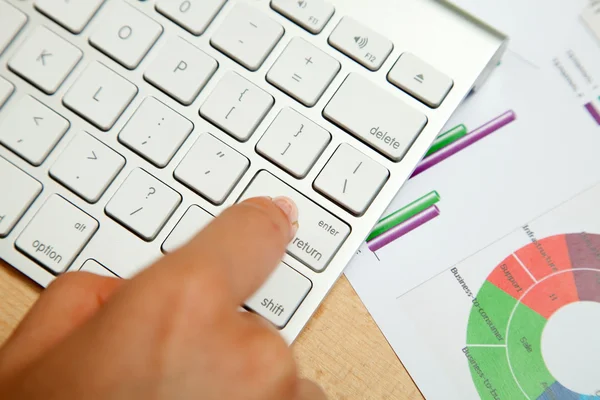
[37,50,52,66]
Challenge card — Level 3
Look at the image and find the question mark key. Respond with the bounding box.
[105,168,182,241]
[146,186,157,199]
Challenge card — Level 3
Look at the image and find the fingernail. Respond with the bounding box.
[272,196,299,238]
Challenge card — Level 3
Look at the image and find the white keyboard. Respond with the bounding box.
[0,0,506,342]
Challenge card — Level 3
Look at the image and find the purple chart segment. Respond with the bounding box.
[411,110,516,178]
[367,205,439,252]
[566,232,600,270]
[584,102,600,126]
[572,269,600,303]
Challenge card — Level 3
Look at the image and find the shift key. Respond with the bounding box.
[324,73,428,161]
[245,262,312,328]
[238,171,350,272]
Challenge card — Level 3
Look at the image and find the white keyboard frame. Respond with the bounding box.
[0,0,506,342]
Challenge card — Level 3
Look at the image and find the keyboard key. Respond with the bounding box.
[105,168,181,241]
[162,205,214,253]
[314,144,388,215]
[16,195,99,274]
[35,0,105,34]
[50,132,125,203]
[200,72,273,141]
[324,73,427,161]
[245,262,311,328]
[328,17,392,71]
[271,0,334,34]
[89,1,163,69]
[388,53,453,108]
[239,171,350,272]
[0,96,70,166]
[63,62,138,131]
[174,133,249,205]
[144,37,217,105]
[0,1,27,56]
[0,156,42,238]
[267,37,340,107]
[156,0,226,36]
[211,3,284,71]
[0,76,14,109]
[80,259,118,277]
[8,26,82,95]
[257,108,330,178]
[119,97,192,168]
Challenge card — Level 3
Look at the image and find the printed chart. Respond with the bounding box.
[465,232,600,399]
[345,12,600,400]
[380,181,600,400]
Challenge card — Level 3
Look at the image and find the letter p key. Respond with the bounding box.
[174,60,188,73]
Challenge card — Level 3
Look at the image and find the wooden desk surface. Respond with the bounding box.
[0,261,422,400]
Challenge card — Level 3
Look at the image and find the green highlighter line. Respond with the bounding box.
[367,190,441,241]
[425,124,468,157]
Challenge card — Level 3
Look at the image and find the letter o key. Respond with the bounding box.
[118,25,133,40]
[179,0,191,13]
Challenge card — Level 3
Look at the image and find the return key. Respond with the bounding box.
[238,171,350,272]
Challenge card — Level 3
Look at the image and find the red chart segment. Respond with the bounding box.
[515,234,573,280]
[565,232,600,270]
[520,272,580,320]
[487,254,535,301]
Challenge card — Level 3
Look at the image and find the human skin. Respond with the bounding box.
[0,196,326,400]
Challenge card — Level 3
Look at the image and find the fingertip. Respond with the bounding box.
[144,196,301,307]
[272,196,299,238]
[240,196,299,241]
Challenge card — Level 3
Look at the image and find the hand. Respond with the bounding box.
[0,197,326,400]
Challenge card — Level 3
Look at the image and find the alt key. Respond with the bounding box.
[16,194,98,274]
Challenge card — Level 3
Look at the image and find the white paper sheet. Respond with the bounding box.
[344,1,600,398]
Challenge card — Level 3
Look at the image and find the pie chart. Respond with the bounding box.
[464,233,600,399]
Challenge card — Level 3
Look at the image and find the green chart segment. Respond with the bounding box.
[425,124,468,157]
[367,191,440,241]
[465,346,525,400]
[507,302,554,398]
[466,280,516,345]
[465,233,600,400]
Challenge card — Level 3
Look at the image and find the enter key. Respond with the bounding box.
[238,171,350,272]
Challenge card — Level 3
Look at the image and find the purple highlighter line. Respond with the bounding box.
[584,103,600,126]
[411,110,517,178]
[367,205,440,252]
